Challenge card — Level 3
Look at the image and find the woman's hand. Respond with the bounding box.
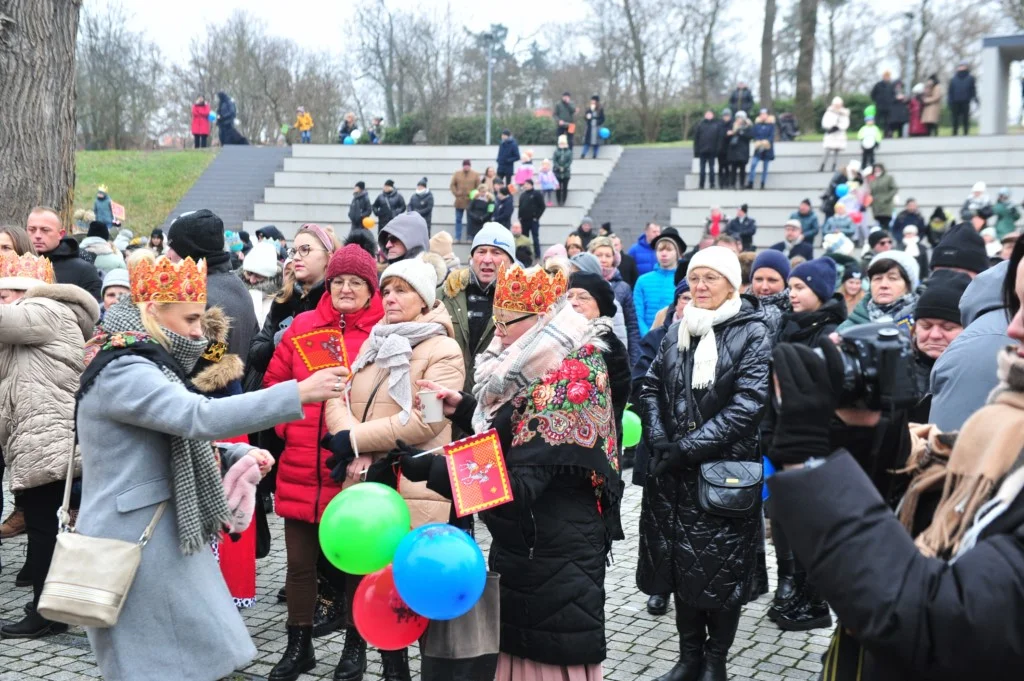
[347,454,373,482]
[247,448,275,477]
[298,366,351,404]
[415,379,462,417]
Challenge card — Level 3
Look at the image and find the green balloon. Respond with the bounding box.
[280,124,290,134]
[864,104,876,119]
[319,483,411,575]
[622,409,642,448]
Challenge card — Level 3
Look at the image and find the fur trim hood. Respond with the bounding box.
[442,267,471,298]
[24,283,100,340]
[191,306,244,394]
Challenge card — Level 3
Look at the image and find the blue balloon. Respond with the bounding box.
[208,112,217,122]
[599,126,611,140]
[835,183,849,198]
[343,136,356,145]
[392,524,486,620]
[762,457,776,501]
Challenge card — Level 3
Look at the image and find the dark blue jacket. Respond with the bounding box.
[948,71,977,105]
[496,138,521,175]
[751,121,775,161]
[492,194,514,228]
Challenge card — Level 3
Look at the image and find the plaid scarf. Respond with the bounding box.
[82,299,231,555]
[472,300,603,433]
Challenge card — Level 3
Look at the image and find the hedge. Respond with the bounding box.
[383,92,942,145]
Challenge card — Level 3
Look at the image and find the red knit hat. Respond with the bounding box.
[326,244,379,294]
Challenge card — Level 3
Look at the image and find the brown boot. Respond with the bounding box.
[0,509,25,539]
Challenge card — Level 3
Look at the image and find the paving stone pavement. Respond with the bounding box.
[0,475,830,680]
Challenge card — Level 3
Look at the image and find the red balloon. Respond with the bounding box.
[850,210,863,224]
[352,565,429,650]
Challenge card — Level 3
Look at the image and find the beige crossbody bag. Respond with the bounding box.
[36,447,166,628]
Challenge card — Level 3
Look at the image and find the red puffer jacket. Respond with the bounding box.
[264,291,384,523]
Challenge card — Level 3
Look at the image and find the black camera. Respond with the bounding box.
[820,323,921,411]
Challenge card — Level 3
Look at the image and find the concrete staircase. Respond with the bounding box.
[242,145,624,254]
[162,146,292,230]
[671,135,1024,248]
[587,148,691,247]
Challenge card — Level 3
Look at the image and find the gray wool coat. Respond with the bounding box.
[75,354,304,681]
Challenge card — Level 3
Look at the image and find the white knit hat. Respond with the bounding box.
[686,246,742,294]
[242,241,280,278]
[380,258,437,309]
[101,267,131,295]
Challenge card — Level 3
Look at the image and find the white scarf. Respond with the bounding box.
[903,235,921,257]
[677,295,743,390]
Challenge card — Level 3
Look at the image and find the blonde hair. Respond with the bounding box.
[138,303,172,349]
[588,236,614,254]
[275,226,339,304]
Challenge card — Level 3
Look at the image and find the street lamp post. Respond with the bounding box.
[485,33,494,145]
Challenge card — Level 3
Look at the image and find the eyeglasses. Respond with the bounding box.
[492,313,535,334]
[688,274,724,287]
[288,244,327,259]
[330,277,368,291]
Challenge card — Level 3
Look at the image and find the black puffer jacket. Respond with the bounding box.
[778,294,846,346]
[637,296,772,608]
[757,290,792,343]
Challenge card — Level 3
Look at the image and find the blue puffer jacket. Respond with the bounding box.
[496,138,521,175]
[633,266,677,336]
[628,235,659,277]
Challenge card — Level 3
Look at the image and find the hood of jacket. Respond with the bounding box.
[23,284,100,340]
[960,259,1008,327]
[44,236,82,261]
[81,236,115,255]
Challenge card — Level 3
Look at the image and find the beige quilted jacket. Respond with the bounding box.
[0,284,99,492]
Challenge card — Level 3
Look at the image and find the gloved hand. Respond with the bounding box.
[389,440,436,482]
[322,431,355,483]
[650,440,684,477]
[770,338,844,465]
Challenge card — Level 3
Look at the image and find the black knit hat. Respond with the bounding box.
[87,221,110,241]
[167,209,228,266]
[355,181,366,190]
[842,264,862,282]
[915,270,972,325]
[568,271,616,319]
[150,227,164,239]
[384,179,395,188]
[868,229,893,249]
[931,224,990,274]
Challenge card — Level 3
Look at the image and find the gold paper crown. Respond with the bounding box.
[97,184,109,193]
[493,263,567,314]
[130,257,207,304]
[0,253,56,286]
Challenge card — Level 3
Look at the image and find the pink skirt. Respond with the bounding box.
[495,653,602,681]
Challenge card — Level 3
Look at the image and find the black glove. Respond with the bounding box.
[650,440,684,477]
[828,126,840,133]
[770,338,844,465]
[322,431,355,483]
[389,440,435,482]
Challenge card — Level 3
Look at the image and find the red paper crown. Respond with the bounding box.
[493,263,567,314]
[130,257,207,303]
[0,253,55,286]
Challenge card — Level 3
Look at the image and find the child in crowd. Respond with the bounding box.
[823,203,855,238]
[537,159,560,206]
[513,149,535,186]
[857,115,882,169]
[293,107,314,143]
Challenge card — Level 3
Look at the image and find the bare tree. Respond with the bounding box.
[816,0,881,98]
[794,0,820,129]
[0,0,81,225]
[760,0,777,111]
[1001,0,1024,29]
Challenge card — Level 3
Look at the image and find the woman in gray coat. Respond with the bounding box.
[75,256,348,681]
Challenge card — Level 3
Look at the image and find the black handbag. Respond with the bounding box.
[697,460,763,518]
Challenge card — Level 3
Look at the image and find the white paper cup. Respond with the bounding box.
[419,390,444,423]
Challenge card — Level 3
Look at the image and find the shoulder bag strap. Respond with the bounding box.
[360,371,389,423]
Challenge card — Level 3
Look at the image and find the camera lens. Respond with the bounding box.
[876,328,900,341]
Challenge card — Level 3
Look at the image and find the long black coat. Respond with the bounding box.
[726,123,752,164]
[693,119,723,156]
[771,452,1024,681]
[637,297,772,609]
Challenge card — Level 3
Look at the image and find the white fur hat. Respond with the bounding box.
[380,258,437,309]
[686,246,742,294]
[242,241,280,278]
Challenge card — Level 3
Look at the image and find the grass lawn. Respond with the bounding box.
[74,149,218,234]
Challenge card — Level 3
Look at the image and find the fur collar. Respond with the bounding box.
[442,267,471,298]
[191,306,244,393]
[23,284,100,340]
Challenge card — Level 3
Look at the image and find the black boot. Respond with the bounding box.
[647,593,670,616]
[269,625,316,681]
[654,602,705,681]
[767,558,798,622]
[777,580,832,632]
[381,648,411,681]
[333,628,367,681]
[313,579,345,638]
[696,608,741,681]
[277,586,288,603]
[0,608,68,639]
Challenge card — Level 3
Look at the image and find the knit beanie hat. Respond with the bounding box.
[842,264,862,282]
[868,250,921,290]
[150,228,164,240]
[168,209,229,266]
[687,246,742,293]
[225,230,244,253]
[790,257,838,303]
[101,267,131,295]
[915,270,972,325]
[471,222,516,262]
[380,258,437,309]
[326,244,380,294]
[87,221,110,241]
[751,249,791,281]
[429,231,454,259]
[242,241,280,278]
[868,229,893,249]
[570,252,602,276]
[931,224,990,274]
[568,271,616,318]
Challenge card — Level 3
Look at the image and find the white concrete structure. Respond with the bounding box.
[980,35,1024,135]
[672,135,1024,247]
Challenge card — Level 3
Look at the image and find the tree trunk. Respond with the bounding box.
[795,0,819,131]
[0,0,81,225]
[760,0,776,112]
